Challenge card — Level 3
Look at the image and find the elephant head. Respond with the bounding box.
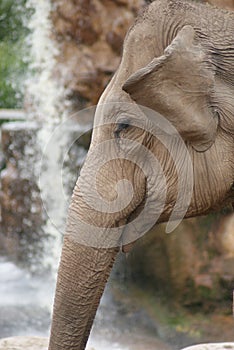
[48,1,234,349]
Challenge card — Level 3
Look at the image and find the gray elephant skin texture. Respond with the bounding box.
[48,1,234,350]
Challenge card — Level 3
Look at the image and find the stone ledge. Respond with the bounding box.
[181,343,234,350]
[0,110,26,122]
[0,337,234,350]
[0,337,48,350]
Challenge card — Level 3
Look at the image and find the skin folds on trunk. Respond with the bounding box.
[48,235,118,350]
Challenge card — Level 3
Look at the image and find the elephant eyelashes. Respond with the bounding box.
[114,120,130,138]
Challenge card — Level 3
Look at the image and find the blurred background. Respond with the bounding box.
[0,0,233,349]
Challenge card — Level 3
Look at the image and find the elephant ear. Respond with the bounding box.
[122,25,218,152]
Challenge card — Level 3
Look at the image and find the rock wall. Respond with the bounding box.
[51,0,146,108]
[128,214,234,310]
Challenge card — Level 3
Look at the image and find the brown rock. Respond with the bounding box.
[106,30,124,55]
[206,0,234,10]
[215,214,234,258]
[194,274,214,289]
[128,220,202,299]
[128,215,234,307]
[51,0,146,106]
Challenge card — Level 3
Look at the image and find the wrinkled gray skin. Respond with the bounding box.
[48,1,234,349]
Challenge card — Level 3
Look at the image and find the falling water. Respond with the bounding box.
[25,0,73,271]
[25,0,69,123]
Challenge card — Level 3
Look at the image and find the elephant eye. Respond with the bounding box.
[114,120,130,138]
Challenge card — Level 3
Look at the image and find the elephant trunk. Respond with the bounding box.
[48,235,118,350]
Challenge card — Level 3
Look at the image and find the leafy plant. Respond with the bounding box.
[0,0,29,108]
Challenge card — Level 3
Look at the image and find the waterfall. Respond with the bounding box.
[0,0,91,338]
[25,0,69,123]
[24,0,74,271]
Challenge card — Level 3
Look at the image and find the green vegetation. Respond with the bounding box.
[0,0,29,108]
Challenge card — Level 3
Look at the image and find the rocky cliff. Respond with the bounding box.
[51,0,146,108]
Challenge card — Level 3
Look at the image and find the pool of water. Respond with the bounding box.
[0,256,53,338]
[0,255,171,350]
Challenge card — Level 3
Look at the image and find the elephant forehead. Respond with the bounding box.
[95,88,141,119]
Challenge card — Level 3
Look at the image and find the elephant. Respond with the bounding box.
[48,0,234,349]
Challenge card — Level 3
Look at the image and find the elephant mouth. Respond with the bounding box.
[120,191,147,252]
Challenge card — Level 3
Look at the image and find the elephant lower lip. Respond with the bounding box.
[120,194,147,249]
